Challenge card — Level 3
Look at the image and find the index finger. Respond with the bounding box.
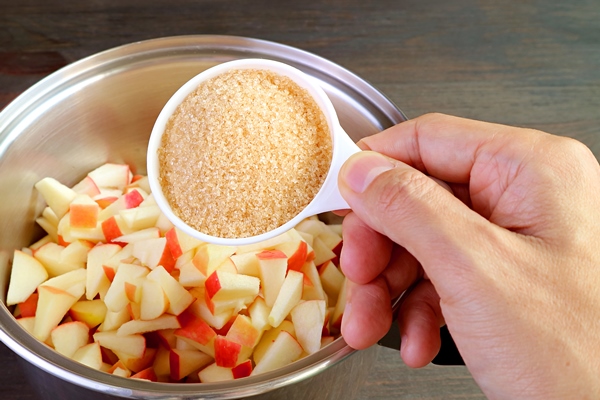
[359,113,530,184]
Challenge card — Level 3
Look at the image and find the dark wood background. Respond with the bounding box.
[1,0,599,398]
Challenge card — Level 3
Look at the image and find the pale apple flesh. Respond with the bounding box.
[7,163,348,384]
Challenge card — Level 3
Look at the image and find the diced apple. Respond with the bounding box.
[34,242,80,277]
[205,270,260,304]
[132,237,175,272]
[214,335,241,368]
[178,260,206,288]
[230,252,261,278]
[257,250,288,307]
[58,212,106,243]
[268,270,303,328]
[146,266,194,316]
[51,321,89,358]
[34,177,77,219]
[301,261,327,302]
[112,347,157,373]
[96,188,145,221]
[188,288,234,330]
[174,312,216,357]
[251,330,303,376]
[72,175,101,197]
[34,285,79,342]
[235,229,302,254]
[154,213,174,234]
[131,367,158,382]
[252,320,295,365]
[41,268,86,299]
[169,348,213,381]
[232,359,253,379]
[291,299,326,354]
[274,240,308,271]
[69,299,107,328]
[103,263,149,312]
[101,215,130,244]
[319,261,345,303]
[18,292,39,318]
[192,243,237,277]
[113,227,160,244]
[70,194,100,229]
[226,315,260,349]
[93,331,146,359]
[97,307,131,332]
[198,362,233,383]
[6,250,48,306]
[88,163,131,191]
[318,225,343,260]
[17,316,36,335]
[331,278,348,333]
[165,227,203,260]
[35,216,58,242]
[118,203,161,231]
[312,236,337,267]
[248,297,270,332]
[117,314,181,336]
[86,243,121,300]
[72,342,103,370]
[29,235,53,252]
[61,240,93,266]
[139,279,169,320]
[153,345,171,378]
[108,360,132,377]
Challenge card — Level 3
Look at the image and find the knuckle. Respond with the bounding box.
[372,168,435,220]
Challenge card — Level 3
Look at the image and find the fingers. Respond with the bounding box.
[398,279,445,368]
[356,113,517,184]
[340,211,393,284]
[341,277,392,350]
[338,150,492,294]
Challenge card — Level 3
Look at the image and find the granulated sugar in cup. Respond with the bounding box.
[147,59,361,246]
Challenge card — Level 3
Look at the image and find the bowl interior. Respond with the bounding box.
[0,36,405,398]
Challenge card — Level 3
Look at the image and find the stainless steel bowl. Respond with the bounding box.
[0,35,406,399]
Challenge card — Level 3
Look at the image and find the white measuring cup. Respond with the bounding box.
[147,58,361,246]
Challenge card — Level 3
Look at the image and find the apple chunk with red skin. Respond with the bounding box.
[205,270,260,304]
[256,250,287,307]
[174,312,217,357]
[226,314,260,349]
[34,285,79,342]
[146,266,194,316]
[268,270,303,328]
[214,335,242,368]
[87,163,131,191]
[169,348,212,381]
[192,243,237,277]
[69,194,100,229]
[6,250,48,306]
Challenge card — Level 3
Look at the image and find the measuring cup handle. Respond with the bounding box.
[307,126,361,215]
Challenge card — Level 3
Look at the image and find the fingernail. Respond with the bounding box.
[340,151,395,193]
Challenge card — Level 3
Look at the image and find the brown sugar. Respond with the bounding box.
[157,68,333,239]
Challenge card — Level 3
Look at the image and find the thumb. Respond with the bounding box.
[338,151,495,287]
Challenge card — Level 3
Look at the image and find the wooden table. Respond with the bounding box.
[1,0,598,398]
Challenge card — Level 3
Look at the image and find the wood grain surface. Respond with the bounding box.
[1,0,599,399]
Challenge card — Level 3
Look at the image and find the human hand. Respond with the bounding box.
[337,113,600,399]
